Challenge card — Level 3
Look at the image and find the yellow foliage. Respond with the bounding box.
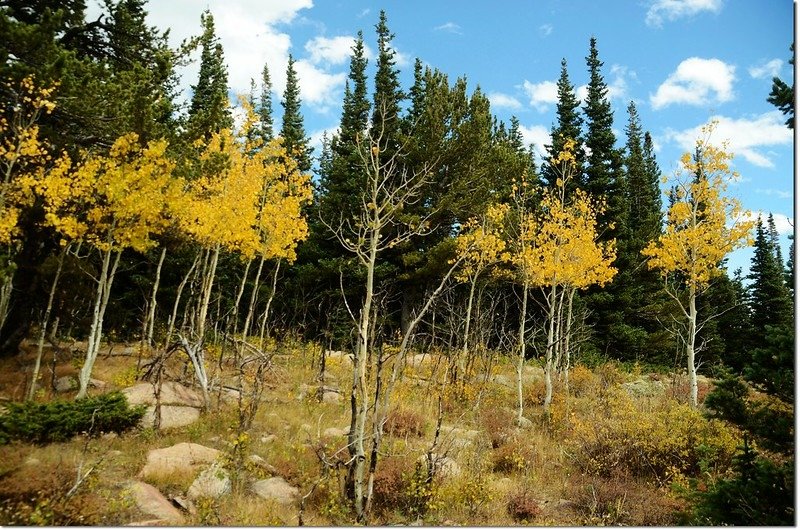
[175,99,312,261]
[454,203,509,283]
[566,387,740,483]
[36,133,176,252]
[642,124,754,288]
[0,76,61,245]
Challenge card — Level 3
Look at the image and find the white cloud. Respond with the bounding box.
[748,58,783,79]
[664,111,793,169]
[645,0,723,28]
[741,211,794,235]
[434,22,462,34]
[293,59,347,111]
[522,80,558,112]
[608,64,637,101]
[755,188,792,199]
[488,92,523,110]
[518,124,551,160]
[305,35,362,65]
[539,23,553,37]
[309,125,338,154]
[650,57,735,109]
[576,84,589,104]
[391,47,412,68]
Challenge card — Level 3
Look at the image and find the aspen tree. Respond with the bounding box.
[37,133,177,399]
[642,124,753,407]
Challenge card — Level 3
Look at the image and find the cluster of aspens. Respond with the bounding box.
[0,76,313,399]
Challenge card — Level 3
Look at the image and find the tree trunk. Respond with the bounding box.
[196,245,220,340]
[242,255,265,340]
[687,283,698,407]
[77,249,121,399]
[563,287,575,395]
[165,251,200,348]
[257,258,281,349]
[458,275,478,385]
[145,247,167,347]
[543,282,558,414]
[28,246,67,401]
[516,281,529,426]
[350,236,377,523]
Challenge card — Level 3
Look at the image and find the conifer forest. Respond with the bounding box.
[0,1,793,526]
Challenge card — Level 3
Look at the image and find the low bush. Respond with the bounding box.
[506,490,542,522]
[384,408,425,438]
[568,388,739,483]
[0,392,145,444]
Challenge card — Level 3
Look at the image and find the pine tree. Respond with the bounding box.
[581,37,628,358]
[543,58,583,189]
[258,62,274,142]
[748,216,792,335]
[371,10,404,156]
[280,54,312,173]
[188,10,231,140]
[767,43,794,129]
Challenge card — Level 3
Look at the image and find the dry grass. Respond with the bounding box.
[0,340,740,526]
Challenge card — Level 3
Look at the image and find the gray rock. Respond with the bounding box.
[252,477,299,505]
[123,382,205,408]
[140,405,200,430]
[187,462,231,500]
[322,390,342,404]
[418,454,461,479]
[55,375,78,393]
[139,442,222,479]
[322,427,348,438]
[126,480,184,524]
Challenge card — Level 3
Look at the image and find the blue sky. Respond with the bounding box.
[89,0,795,276]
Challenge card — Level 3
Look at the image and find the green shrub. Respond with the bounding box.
[693,439,794,526]
[0,392,145,444]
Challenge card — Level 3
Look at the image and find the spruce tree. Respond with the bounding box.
[371,10,404,155]
[543,58,584,189]
[188,10,231,140]
[280,54,313,173]
[258,62,274,142]
[581,37,628,359]
[748,216,793,334]
[746,216,793,399]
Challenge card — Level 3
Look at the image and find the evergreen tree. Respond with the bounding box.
[581,37,628,359]
[746,216,794,398]
[371,10,404,156]
[767,43,794,129]
[748,216,793,334]
[187,10,231,140]
[543,58,584,189]
[280,54,313,173]
[258,62,274,142]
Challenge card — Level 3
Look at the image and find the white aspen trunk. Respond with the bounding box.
[165,251,200,348]
[179,335,210,409]
[553,287,566,375]
[459,274,478,384]
[77,249,121,399]
[257,258,281,349]
[28,246,67,400]
[0,271,12,334]
[230,257,252,336]
[145,247,167,347]
[563,288,575,394]
[687,283,698,407]
[242,255,265,339]
[516,281,529,426]
[543,282,558,414]
[196,245,220,340]
[351,236,377,523]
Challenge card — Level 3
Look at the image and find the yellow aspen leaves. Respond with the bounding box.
[0,76,61,245]
[454,203,509,283]
[37,133,176,251]
[642,124,754,288]
[175,99,312,262]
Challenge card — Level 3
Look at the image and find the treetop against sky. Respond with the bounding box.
[85,0,795,274]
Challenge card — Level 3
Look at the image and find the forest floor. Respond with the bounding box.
[0,337,742,526]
